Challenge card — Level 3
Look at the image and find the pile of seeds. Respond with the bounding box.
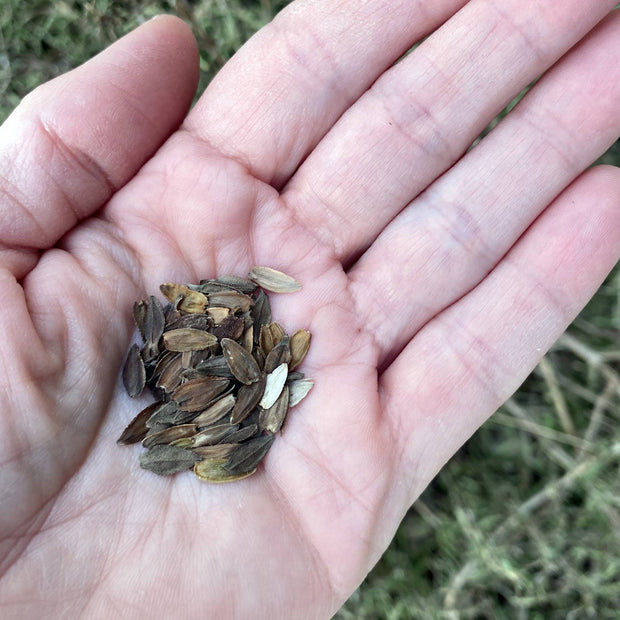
[118,266,313,483]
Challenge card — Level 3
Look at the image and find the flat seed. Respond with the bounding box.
[172,377,230,412]
[160,283,208,314]
[194,458,256,483]
[250,289,271,344]
[221,338,261,384]
[207,291,253,312]
[122,343,146,398]
[164,313,212,332]
[192,394,236,428]
[144,295,166,345]
[214,275,257,294]
[288,379,314,407]
[163,328,218,351]
[213,315,245,341]
[248,266,301,293]
[259,363,289,409]
[289,329,311,370]
[132,300,148,341]
[117,401,162,444]
[230,377,265,424]
[192,443,238,459]
[220,424,258,444]
[156,354,185,393]
[191,423,239,447]
[223,434,276,475]
[142,424,197,448]
[258,386,289,434]
[146,400,180,427]
[195,355,234,379]
[140,444,200,476]
[263,336,291,374]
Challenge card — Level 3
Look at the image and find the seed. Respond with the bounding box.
[259,363,289,409]
[223,434,276,475]
[258,386,289,434]
[221,338,261,384]
[248,266,301,293]
[163,328,218,352]
[119,270,312,483]
[122,343,146,398]
[140,444,200,476]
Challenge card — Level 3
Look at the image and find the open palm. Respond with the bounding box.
[1,3,619,617]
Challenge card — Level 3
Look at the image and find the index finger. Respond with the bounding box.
[184,0,467,187]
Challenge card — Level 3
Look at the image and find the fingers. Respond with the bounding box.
[184,0,468,187]
[283,0,617,261]
[381,164,620,507]
[0,16,198,277]
[349,9,620,366]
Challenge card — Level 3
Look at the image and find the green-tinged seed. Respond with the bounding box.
[140,444,200,476]
[223,434,276,475]
[194,458,256,483]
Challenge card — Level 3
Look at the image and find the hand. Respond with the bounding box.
[0,3,618,617]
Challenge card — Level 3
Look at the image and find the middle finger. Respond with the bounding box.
[283,0,616,261]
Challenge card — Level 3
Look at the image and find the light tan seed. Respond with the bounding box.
[289,329,311,370]
[288,379,314,407]
[192,394,236,427]
[193,458,256,483]
[259,363,289,409]
[160,283,208,314]
[142,424,197,449]
[248,266,301,293]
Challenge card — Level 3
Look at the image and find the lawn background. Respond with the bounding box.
[1,1,619,618]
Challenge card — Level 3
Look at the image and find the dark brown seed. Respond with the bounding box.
[247,266,302,293]
[289,329,311,370]
[142,424,198,449]
[195,355,234,379]
[156,353,185,393]
[117,401,162,444]
[263,336,291,374]
[122,343,146,398]
[164,313,212,332]
[258,386,289,434]
[230,377,266,424]
[140,444,200,476]
[163,328,218,352]
[250,289,271,344]
[221,338,261,384]
[220,424,258,444]
[193,458,256,483]
[213,315,245,341]
[172,376,230,412]
[224,434,276,475]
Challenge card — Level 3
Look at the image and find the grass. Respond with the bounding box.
[2,1,619,617]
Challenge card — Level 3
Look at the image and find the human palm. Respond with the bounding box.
[1,3,619,618]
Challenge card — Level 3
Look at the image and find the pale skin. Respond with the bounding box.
[0,1,619,617]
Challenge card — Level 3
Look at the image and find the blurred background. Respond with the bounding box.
[1,1,618,617]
